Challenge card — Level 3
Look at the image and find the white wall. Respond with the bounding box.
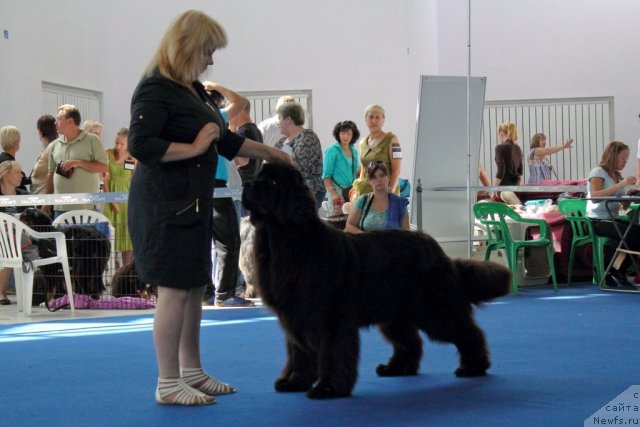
[0,0,438,182]
[438,0,640,176]
[1,0,638,182]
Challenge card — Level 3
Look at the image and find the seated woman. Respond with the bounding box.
[586,140,639,288]
[0,161,31,305]
[345,161,409,233]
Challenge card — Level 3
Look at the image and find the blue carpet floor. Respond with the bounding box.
[1,284,638,427]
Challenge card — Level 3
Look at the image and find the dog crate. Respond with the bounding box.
[29,220,155,310]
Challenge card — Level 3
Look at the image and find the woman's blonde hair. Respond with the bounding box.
[0,160,21,184]
[81,120,103,136]
[530,133,547,149]
[0,126,21,150]
[145,10,227,84]
[365,104,386,118]
[498,122,519,143]
[599,141,629,181]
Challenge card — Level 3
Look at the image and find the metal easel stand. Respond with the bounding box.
[601,199,640,293]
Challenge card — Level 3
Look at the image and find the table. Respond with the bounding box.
[588,196,640,293]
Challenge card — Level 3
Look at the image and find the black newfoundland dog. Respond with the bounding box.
[242,163,511,399]
[19,207,111,302]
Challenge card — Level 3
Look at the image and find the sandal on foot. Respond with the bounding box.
[155,377,216,406]
[181,367,236,395]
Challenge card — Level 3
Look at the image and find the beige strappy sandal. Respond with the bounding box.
[155,377,216,405]
[181,367,236,395]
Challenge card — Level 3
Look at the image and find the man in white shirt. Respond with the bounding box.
[257,95,295,147]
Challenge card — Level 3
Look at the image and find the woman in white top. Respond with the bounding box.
[586,141,639,287]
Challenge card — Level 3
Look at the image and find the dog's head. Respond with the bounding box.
[19,207,53,231]
[242,162,317,226]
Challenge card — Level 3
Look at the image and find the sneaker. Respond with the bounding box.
[215,296,255,308]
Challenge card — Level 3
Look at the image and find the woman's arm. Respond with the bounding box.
[160,123,219,162]
[345,208,363,234]
[400,212,410,230]
[589,176,635,197]
[202,81,248,122]
[322,149,340,200]
[534,138,573,159]
[236,138,292,164]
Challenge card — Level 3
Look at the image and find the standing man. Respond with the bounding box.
[202,83,254,307]
[45,104,108,217]
[257,95,295,147]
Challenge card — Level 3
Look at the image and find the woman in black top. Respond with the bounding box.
[494,122,523,186]
[128,10,289,406]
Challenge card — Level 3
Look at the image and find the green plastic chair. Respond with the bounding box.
[557,198,617,285]
[473,202,558,295]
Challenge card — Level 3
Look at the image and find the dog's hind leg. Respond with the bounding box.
[376,322,422,377]
[424,314,490,377]
[275,336,317,393]
[451,319,491,377]
[307,326,359,399]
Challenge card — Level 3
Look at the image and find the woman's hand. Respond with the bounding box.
[563,138,574,148]
[109,203,120,214]
[332,196,343,213]
[622,176,636,187]
[193,122,220,156]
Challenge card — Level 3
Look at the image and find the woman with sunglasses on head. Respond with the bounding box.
[345,161,409,233]
[587,141,640,288]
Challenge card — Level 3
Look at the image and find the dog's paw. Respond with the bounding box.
[274,376,314,393]
[306,382,350,399]
[376,363,418,377]
[454,365,488,377]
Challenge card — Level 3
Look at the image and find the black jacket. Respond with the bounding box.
[128,72,244,287]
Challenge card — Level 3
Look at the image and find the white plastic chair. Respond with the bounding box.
[52,209,116,284]
[0,212,75,315]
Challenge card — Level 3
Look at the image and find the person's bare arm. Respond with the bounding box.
[534,138,573,158]
[62,159,108,174]
[236,139,292,164]
[203,81,248,122]
[345,208,363,234]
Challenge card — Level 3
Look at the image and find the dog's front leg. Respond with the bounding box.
[274,334,317,392]
[307,326,359,399]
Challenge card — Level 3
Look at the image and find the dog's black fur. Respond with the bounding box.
[19,207,111,303]
[242,163,511,399]
[111,260,156,299]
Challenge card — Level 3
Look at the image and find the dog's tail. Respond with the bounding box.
[453,259,511,304]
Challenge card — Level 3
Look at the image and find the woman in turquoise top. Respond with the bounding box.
[322,120,360,214]
[345,161,409,233]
